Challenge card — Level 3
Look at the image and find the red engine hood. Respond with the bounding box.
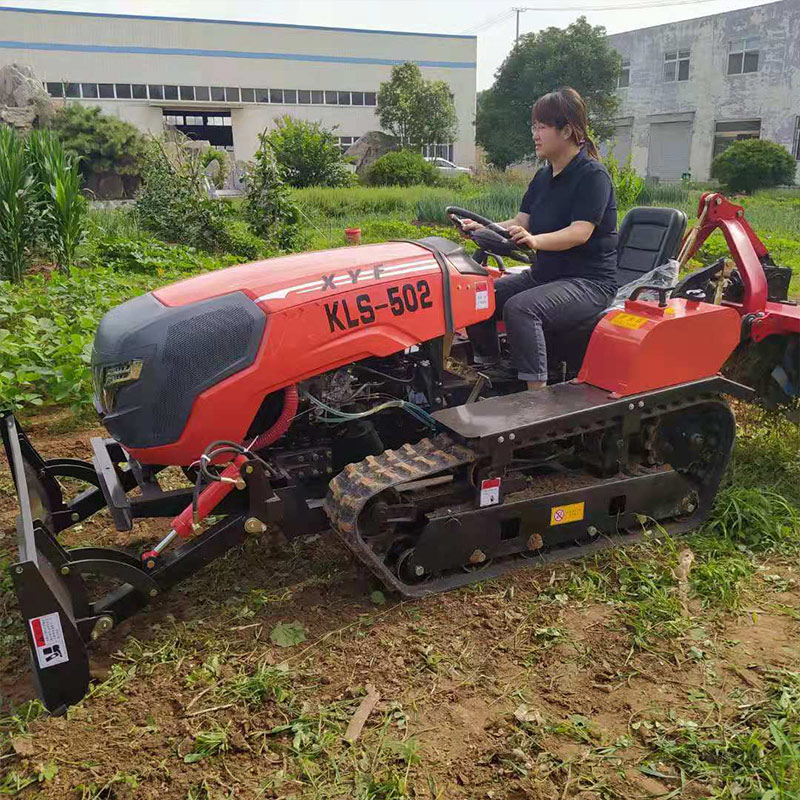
[153,241,439,311]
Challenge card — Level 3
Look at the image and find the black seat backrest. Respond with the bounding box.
[617,207,688,287]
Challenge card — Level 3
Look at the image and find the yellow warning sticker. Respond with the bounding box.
[610,312,649,330]
[550,501,585,526]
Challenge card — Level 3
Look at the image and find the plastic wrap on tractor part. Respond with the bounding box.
[608,259,680,311]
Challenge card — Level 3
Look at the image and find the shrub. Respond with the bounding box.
[261,116,352,188]
[366,150,440,187]
[711,138,796,194]
[602,147,644,208]
[25,130,87,271]
[136,136,229,251]
[0,126,33,284]
[243,137,300,249]
[49,105,146,192]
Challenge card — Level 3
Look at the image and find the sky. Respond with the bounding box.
[0,0,781,88]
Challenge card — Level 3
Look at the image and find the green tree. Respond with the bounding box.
[476,17,621,169]
[48,104,147,187]
[261,116,352,188]
[377,62,458,149]
[711,138,797,194]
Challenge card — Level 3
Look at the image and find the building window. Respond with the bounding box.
[794,116,800,160]
[312,90,324,104]
[132,84,147,99]
[365,92,377,106]
[115,83,132,99]
[184,115,203,125]
[225,87,240,102]
[81,83,98,98]
[713,119,761,158]
[148,85,164,100]
[338,91,351,106]
[664,50,690,82]
[241,88,255,103]
[284,89,297,104]
[325,91,338,104]
[351,91,364,106]
[179,86,195,101]
[617,59,630,88]
[298,89,311,104]
[163,85,178,100]
[336,136,359,154]
[422,143,455,161]
[210,86,225,101]
[195,86,210,101]
[98,83,115,98]
[270,89,284,103]
[65,83,80,98]
[164,114,184,126]
[46,82,64,97]
[728,37,759,74]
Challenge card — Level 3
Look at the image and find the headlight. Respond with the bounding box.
[93,359,143,414]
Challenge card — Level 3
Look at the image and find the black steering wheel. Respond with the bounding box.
[446,206,536,266]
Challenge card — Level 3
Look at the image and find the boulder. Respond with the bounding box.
[345,131,400,176]
[0,63,55,131]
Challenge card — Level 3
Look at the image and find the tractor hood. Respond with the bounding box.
[153,240,440,312]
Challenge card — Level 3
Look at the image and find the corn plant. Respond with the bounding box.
[0,126,33,284]
[25,129,87,272]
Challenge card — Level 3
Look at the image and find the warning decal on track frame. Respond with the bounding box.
[29,612,69,669]
[550,501,585,526]
[480,477,501,507]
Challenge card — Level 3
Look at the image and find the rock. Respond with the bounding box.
[344,131,400,176]
[0,63,55,131]
[85,171,126,200]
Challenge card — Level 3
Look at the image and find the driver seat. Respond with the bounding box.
[546,206,688,381]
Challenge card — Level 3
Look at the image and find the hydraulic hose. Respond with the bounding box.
[164,386,298,543]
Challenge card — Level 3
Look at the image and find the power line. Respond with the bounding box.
[516,0,729,14]
[461,8,516,35]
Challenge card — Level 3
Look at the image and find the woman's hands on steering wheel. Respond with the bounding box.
[508,225,538,251]
[446,206,536,266]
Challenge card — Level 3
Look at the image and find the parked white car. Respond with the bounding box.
[424,157,472,175]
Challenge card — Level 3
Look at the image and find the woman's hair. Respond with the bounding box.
[532,87,599,160]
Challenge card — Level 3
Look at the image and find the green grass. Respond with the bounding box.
[647,669,800,798]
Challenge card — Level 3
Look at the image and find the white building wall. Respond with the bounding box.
[608,0,800,181]
[0,7,477,165]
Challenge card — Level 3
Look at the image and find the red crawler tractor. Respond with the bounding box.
[3,193,799,712]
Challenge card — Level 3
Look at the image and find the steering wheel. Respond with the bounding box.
[446,206,536,266]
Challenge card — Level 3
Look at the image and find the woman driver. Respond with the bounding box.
[460,86,618,390]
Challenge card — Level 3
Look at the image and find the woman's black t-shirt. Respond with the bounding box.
[519,149,618,288]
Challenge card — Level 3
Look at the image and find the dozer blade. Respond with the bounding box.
[2,412,91,714]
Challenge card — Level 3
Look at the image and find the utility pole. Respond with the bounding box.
[512,7,526,43]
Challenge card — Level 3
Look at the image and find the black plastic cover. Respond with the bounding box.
[92,292,266,449]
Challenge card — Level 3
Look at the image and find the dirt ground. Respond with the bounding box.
[1,413,799,799]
